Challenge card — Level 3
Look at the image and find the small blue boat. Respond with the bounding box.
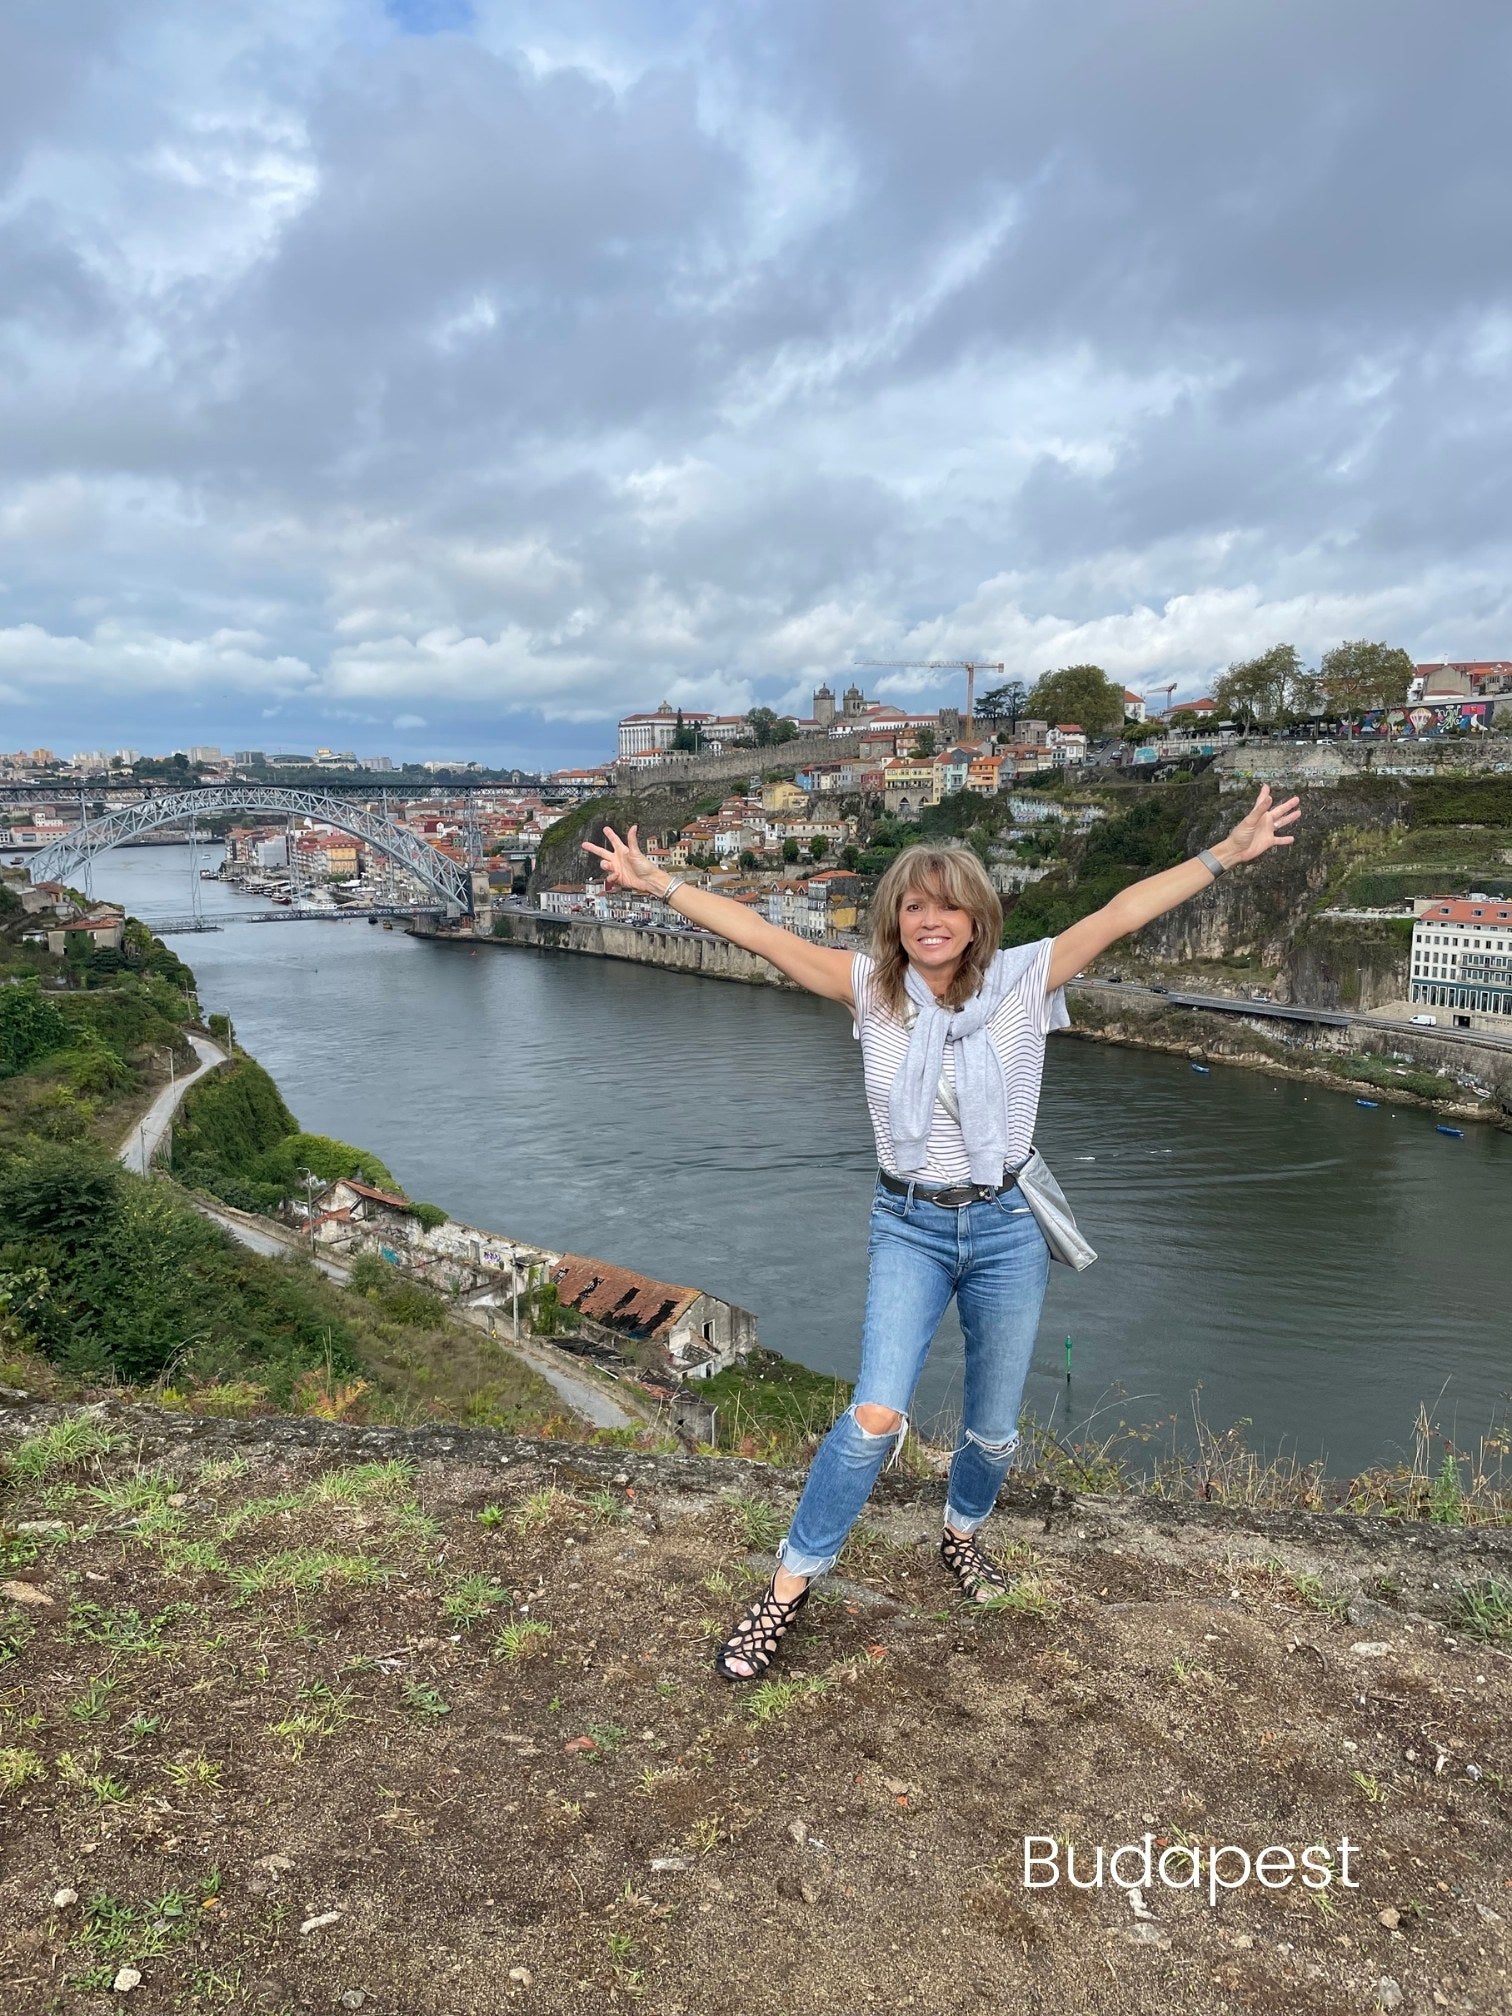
[1356,1098,1378,1108]
[1436,1124,1464,1138]
[1191,1063,1210,1074]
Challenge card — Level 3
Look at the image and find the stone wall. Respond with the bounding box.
[611,728,867,790]
[479,909,799,988]
[1215,733,1512,793]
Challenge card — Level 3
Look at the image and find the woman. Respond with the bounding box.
[583,781,1300,1681]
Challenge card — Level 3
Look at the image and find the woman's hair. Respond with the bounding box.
[866,843,1003,1018]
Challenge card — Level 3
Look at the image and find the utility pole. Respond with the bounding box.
[508,1246,520,1341]
[299,1167,321,1247]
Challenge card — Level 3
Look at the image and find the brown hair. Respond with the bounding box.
[866,843,1002,1018]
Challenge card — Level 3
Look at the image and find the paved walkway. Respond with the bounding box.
[118,1032,227,1174]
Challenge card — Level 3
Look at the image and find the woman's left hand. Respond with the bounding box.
[1224,783,1302,862]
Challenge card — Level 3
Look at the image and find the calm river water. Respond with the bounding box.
[92,846,1510,1475]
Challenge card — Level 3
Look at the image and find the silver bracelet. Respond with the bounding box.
[1197,847,1226,878]
[661,875,687,902]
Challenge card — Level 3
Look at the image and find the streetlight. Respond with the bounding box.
[299,1167,322,1246]
[507,1245,520,1341]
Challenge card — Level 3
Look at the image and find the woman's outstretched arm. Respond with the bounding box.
[1044,784,1301,992]
[581,823,856,1006]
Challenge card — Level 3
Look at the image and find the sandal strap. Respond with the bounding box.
[714,1578,809,1676]
[941,1531,1010,1595]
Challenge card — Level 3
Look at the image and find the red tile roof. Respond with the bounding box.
[1419,901,1512,926]
[550,1255,700,1338]
[331,1178,416,1212]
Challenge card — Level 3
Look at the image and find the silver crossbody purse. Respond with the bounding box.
[901,1002,1097,1272]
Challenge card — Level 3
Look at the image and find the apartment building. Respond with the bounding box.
[1410,897,1512,1020]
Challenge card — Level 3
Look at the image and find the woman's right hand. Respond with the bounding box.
[581,822,664,896]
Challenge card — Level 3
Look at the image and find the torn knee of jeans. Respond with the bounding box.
[963,1427,1019,1458]
[850,1403,909,1469]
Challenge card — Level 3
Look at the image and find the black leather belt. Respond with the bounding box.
[877,1165,1019,1209]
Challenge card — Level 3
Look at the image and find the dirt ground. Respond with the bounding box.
[1,1401,1509,2016]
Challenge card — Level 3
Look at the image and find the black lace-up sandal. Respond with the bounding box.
[713,1574,811,1682]
[940,1528,1013,1603]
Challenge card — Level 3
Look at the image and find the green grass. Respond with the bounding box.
[7,1417,121,1479]
[1450,1577,1512,1644]
[492,1618,552,1662]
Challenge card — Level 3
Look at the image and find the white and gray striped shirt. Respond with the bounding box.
[851,942,1070,1182]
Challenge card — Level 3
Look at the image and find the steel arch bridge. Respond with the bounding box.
[27,786,473,914]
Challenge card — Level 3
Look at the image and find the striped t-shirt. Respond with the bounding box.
[851,941,1070,1182]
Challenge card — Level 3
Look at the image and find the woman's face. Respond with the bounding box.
[898,883,973,980]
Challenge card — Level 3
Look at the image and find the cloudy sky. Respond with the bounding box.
[4,0,1510,767]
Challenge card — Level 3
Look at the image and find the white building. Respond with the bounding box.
[1410,897,1512,1020]
[1122,689,1146,723]
[617,702,713,759]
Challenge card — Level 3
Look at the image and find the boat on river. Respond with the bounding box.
[1436,1125,1464,1138]
[1191,1063,1210,1075]
[1356,1098,1378,1108]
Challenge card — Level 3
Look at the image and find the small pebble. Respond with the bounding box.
[341,1994,366,2010]
[299,1910,343,1936]
[508,1966,533,1985]
[52,1887,78,1909]
[113,1967,142,1992]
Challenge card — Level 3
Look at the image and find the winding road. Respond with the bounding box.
[114,1034,637,1429]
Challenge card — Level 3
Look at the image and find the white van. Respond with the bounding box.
[1410,1013,1437,1026]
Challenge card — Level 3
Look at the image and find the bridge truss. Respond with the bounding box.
[27,786,474,915]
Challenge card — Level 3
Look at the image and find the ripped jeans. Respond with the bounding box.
[776,1173,1051,1580]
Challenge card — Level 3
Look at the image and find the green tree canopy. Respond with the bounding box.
[1319,640,1415,719]
[911,726,938,757]
[0,983,70,1081]
[1214,644,1306,726]
[746,707,800,747]
[781,836,800,862]
[808,834,829,860]
[1026,665,1122,736]
[976,679,1027,731]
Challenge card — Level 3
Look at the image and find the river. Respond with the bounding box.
[90,845,1510,1476]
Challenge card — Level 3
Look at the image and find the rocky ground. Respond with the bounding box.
[1,1399,1509,2016]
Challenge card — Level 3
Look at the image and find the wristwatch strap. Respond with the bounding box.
[1197,847,1226,878]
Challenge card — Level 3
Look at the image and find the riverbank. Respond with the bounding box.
[438,910,1512,1127]
[2,1400,1509,2016]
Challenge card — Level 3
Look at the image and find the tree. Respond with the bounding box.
[670,708,699,753]
[976,679,1027,733]
[911,726,938,758]
[781,837,800,863]
[1214,644,1303,728]
[738,849,759,871]
[808,835,829,861]
[746,707,800,748]
[1318,640,1414,722]
[1288,668,1322,717]
[1026,665,1122,736]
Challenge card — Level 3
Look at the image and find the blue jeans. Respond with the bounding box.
[776,1175,1051,1580]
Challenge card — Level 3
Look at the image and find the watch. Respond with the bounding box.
[1197,847,1226,878]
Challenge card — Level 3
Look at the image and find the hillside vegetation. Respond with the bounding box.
[0,898,573,1436]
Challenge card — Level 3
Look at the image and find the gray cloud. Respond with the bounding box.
[5,0,1512,759]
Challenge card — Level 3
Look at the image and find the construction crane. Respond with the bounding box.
[1144,680,1177,720]
[854,660,1006,730]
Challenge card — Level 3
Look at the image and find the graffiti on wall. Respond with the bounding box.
[1361,701,1494,737]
